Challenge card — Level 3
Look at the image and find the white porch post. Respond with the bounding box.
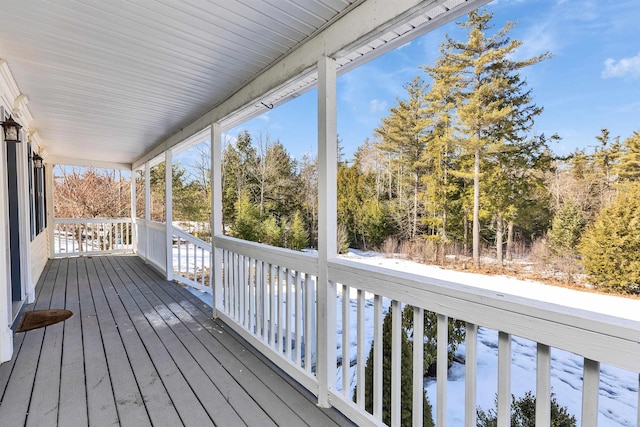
[46,162,55,259]
[165,150,173,281]
[211,123,223,317]
[144,162,151,259]
[130,169,137,253]
[0,106,13,362]
[317,55,337,407]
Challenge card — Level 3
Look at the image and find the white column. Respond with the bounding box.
[165,150,173,281]
[131,169,137,253]
[45,162,55,259]
[0,106,14,362]
[211,123,223,317]
[316,55,337,408]
[144,162,151,259]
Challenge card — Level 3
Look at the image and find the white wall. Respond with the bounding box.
[30,229,49,290]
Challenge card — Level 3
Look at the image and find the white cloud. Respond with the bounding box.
[602,53,640,79]
[369,99,388,113]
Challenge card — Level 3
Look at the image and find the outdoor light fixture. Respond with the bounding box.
[1,114,22,143]
[33,153,44,169]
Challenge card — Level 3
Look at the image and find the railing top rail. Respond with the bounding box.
[215,234,319,275]
[54,217,133,224]
[136,220,166,231]
[329,257,640,372]
[173,226,211,251]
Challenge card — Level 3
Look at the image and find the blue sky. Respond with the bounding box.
[224,0,639,161]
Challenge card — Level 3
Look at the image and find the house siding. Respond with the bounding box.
[30,228,48,288]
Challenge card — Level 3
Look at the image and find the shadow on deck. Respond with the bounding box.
[0,255,352,426]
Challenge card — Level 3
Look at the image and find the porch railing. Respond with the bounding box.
[52,218,133,257]
[215,236,319,394]
[133,219,166,274]
[213,237,640,427]
[172,226,212,294]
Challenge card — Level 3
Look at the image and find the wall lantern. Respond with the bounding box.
[33,153,44,169]
[1,114,22,143]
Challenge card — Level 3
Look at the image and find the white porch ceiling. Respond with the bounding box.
[0,0,488,168]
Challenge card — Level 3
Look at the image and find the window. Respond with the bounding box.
[28,143,46,240]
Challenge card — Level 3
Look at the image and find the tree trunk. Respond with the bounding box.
[473,147,481,268]
[496,214,503,265]
[506,221,514,261]
[412,173,418,240]
[463,214,469,255]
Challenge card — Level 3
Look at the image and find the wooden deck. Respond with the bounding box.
[0,255,352,427]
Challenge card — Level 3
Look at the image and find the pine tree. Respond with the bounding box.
[231,190,261,242]
[547,200,584,255]
[401,305,465,373]
[436,9,551,267]
[222,130,257,231]
[299,154,318,248]
[354,306,434,426]
[477,391,576,427]
[288,210,309,251]
[615,130,640,181]
[376,76,431,241]
[578,183,640,294]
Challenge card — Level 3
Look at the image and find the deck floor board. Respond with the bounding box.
[0,255,352,427]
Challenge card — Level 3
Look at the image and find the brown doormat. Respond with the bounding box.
[16,309,73,333]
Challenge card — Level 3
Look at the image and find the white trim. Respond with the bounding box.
[14,126,33,302]
[46,155,132,171]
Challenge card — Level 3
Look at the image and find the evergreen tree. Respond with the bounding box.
[376,76,431,241]
[289,210,309,251]
[547,200,584,255]
[299,154,318,248]
[579,183,640,294]
[261,215,282,247]
[354,306,434,426]
[222,130,257,231]
[615,130,640,181]
[401,306,465,372]
[477,391,576,427]
[437,9,551,267]
[231,190,261,242]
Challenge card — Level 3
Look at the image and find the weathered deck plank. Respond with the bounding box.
[26,258,68,427]
[0,255,351,427]
[75,257,119,427]
[58,258,90,427]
